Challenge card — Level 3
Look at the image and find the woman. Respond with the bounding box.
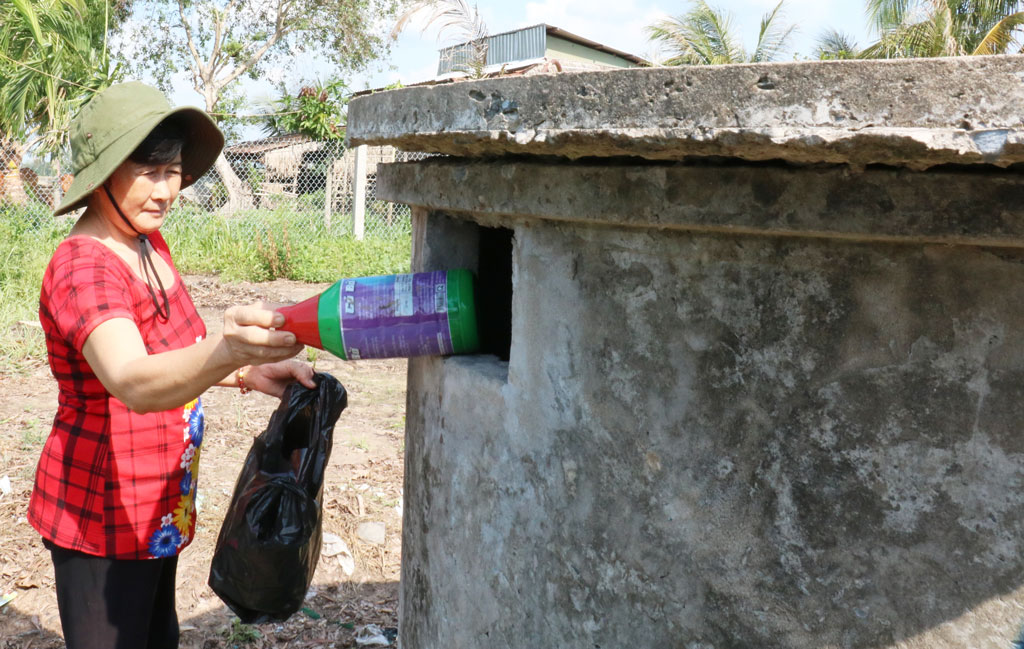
[27,82,313,649]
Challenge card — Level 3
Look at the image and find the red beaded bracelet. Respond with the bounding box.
[237,366,252,394]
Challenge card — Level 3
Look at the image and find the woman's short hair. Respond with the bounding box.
[128,116,186,165]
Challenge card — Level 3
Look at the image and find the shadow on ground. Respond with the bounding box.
[1,580,398,649]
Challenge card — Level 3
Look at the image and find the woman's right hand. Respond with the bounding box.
[221,302,305,366]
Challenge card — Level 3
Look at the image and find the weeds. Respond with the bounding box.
[255,223,293,278]
[306,346,320,370]
[0,206,72,370]
[20,418,45,450]
[222,617,261,644]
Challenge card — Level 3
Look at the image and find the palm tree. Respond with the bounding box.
[392,0,489,78]
[645,0,796,65]
[0,0,119,156]
[863,0,1024,57]
[815,29,862,60]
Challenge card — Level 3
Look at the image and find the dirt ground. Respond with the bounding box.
[0,275,408,648]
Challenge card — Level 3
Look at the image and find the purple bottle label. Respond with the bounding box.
[337,271,453,360]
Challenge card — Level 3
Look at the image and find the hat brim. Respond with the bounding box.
[54,106,224,216]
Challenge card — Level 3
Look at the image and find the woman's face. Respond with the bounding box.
[103,153,183,235]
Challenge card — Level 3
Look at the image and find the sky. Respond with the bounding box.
[168,1,880,133]
[348,0,879,91]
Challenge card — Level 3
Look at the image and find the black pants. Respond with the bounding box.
[44,540,179,649]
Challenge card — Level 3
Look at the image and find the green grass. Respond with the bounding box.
[0,202,411,369]
[0,204,72,370]
[162,204,412,282]
[20,417,46,450]
[222,617,261,644]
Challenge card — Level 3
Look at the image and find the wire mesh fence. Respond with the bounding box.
[0,136,429,244]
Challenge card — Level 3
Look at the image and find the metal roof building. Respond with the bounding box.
[436,23,648,78]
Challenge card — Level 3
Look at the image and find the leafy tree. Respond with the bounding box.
[862,0,1024,57]
[392,0,489,78]
[125,0,400,213]
[261,79,349,141]
[0,0,125,157]
[645,0,795,65]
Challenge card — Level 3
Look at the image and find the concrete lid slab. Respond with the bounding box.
[347,55,1024,169]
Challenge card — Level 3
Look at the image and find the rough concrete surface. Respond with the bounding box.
[362,54,1024,648]
[378,158,1024,247]
[404,218,1024,649]
[348,55,1024,169]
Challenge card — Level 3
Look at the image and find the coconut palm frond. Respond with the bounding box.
[868,14,950,57]
[867,0,913,33]
[686,1,745,63]
[646,17,707,65]
[929,0,963,55]
[867,0,1024,58]
[647,16,697,64]
[10,0,46,47]
[643,19,716,65]
[751,0,796,62]
[646,0,794,65]
[898,18,946,56]
[392,0,486,45]
[972,10,1024,54]
[0,0,115,150]
[815,28,861,59]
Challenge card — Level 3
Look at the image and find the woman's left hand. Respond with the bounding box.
[243,359,317,399]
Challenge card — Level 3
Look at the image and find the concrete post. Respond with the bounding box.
[348,56,1024,649]
[353,144,368,240]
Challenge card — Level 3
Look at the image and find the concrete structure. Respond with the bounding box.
[347,56,1024,648]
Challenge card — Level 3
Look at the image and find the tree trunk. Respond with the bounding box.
[0,137,26,204]
[199,80,254,215]
[213,152,254,215]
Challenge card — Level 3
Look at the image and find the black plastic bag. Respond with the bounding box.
[208,372,347,623]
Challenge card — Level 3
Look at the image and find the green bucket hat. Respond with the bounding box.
[54,81,224,216]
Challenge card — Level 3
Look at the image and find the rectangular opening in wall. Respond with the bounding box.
[474,226,513,362]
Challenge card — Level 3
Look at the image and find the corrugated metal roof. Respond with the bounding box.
[437,24,646,75]
[224,134,316,155]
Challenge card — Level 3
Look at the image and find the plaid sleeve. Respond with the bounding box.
[47,241,135,353]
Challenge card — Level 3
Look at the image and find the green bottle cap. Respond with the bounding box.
[318,280,347,360]
[446,269,480,354]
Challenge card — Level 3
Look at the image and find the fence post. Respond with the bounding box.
[353,144,368,240]
[324,157,333,230]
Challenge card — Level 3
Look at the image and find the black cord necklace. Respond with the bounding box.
[102,185,171,321]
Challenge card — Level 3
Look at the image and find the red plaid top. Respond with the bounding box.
[29,231,207,559]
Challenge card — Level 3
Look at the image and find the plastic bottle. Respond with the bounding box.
[277,270,479,360]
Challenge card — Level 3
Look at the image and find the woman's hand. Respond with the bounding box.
[221,302,304,367]
[243,359,317,399]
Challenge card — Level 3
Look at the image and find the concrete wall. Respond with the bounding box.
[348,57,1024,648]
